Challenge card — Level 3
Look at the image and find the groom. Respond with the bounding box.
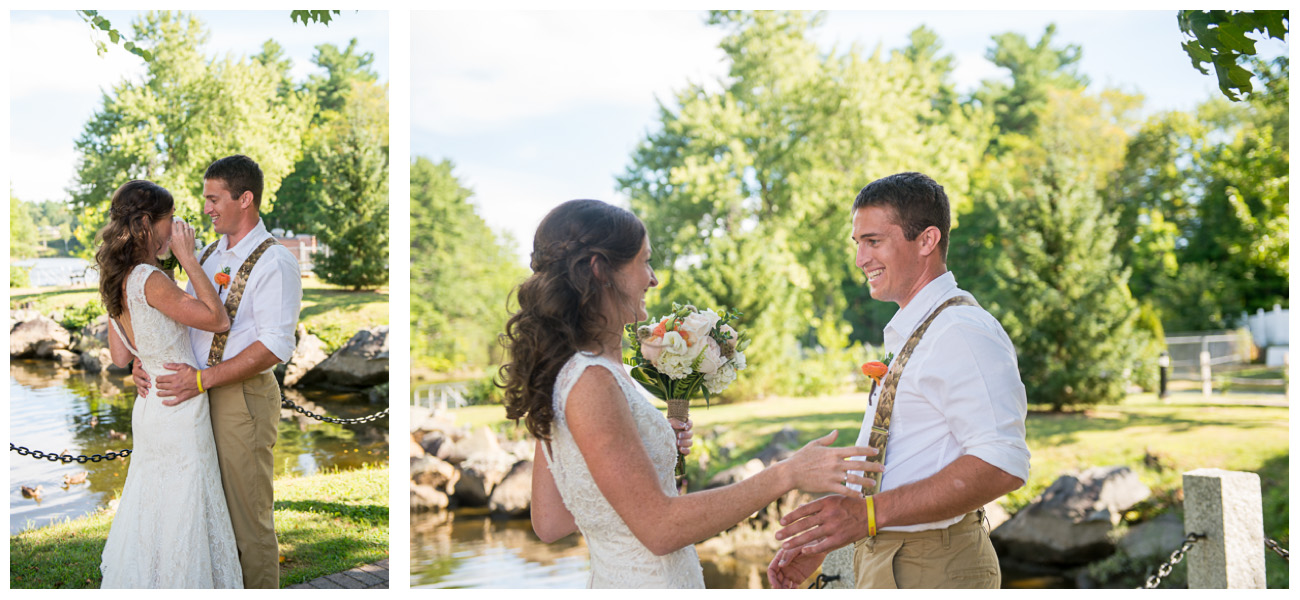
[768,172,1030,588]
[137,154,303,589]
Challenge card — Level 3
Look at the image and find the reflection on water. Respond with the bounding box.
[9,360,388,534]
[410,510,778,589]
[411,510,591,588]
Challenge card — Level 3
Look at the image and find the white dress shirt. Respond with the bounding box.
[187,219,303,368]
[852,271,1030,532]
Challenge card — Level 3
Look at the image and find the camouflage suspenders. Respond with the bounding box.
[199,237,280,367]
[863,295,977,494]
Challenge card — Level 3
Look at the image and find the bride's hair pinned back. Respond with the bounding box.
[95,180,174,319]
[500,199,647,441]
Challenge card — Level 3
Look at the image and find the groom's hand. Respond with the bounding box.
[157,363,202,406]
[132,360,151,398]
[775,494,870,558]
[767,547,827,589]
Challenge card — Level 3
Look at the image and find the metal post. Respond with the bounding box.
[1183,469,1266,588]
[1158,351,1170,400]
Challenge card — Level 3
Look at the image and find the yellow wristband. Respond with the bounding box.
[866,495,877,537]
[196,370,205,394]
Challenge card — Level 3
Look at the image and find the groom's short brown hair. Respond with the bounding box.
[204,155,264,208]
[853,171,950,259]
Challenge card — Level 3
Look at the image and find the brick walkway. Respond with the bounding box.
[286,559,389,589]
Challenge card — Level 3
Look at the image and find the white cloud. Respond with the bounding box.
[411,11,727,136]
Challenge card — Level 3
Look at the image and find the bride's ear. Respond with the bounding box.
[589,255,603,282]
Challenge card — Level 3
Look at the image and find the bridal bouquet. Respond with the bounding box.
[625,303,748,478]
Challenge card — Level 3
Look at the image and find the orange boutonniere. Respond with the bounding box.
[862,361,888,385]
[862,352,894,405]
[214,267,231,292]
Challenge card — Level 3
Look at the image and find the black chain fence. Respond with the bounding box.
[1140,533,1289,589]
[1140,532,1203,588]
[12,395,388,464]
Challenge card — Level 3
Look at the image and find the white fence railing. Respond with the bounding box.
[411,382,470,413]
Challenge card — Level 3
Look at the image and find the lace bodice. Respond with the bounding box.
[100,263,241,588]
[111,264,199,375]
[544,352,705,588]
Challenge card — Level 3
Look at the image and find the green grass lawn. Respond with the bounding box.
[436,389,1289,587]
[10,277,388,353]
[9,465,388,589]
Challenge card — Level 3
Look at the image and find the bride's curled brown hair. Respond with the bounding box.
[95,180,174,319]
[499,199,647,441]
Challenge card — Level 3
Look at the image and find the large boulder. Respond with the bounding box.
[1118,512,1185,560]
[992,466,1151,566]
[411,482,450,512]
[488,460,534,518]
[301,326,388,388]
[52,349,80,369]
[454,448,517,507]
[412,455,460,491]
[284,326,330,387]
[11,314,71,358]
[71,316,110,353]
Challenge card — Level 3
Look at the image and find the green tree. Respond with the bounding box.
[305,78,390,290]
[1178,10,1289,100]
[68,11,312,255]
[411,158,526,373]
[619,11,991,395]
[274,40,381,233]
[973,24,1089,141]
[979,149,1144,410]
[9,196,42,260]
[1109,57,1288,330]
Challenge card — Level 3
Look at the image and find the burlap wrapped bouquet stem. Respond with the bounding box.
[665,398,691,422]
[665,398,690,482]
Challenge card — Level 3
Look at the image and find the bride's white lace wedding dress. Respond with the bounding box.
[543,352,705,588]
[100,263,242,588]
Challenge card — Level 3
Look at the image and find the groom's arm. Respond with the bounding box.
[157,342,283,406]
[157,249,302,405]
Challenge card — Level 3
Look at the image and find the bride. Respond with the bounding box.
[96,180,242,588]
[500,199,881,588]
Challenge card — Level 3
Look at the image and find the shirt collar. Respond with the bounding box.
[217,219,271,260]
[884,271,958,342]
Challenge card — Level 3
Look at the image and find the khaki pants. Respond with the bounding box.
[852,511,1000,589]
[210,371,280,589]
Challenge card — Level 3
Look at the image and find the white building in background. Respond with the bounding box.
[270,228,324,274]
[1243,305,1289,367]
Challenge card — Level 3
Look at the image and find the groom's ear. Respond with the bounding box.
[238,190,255,210]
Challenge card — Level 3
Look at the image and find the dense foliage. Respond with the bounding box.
[411,158,526,373]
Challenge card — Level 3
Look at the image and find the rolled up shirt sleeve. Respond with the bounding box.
[919,321,1031,483]
[247,248,302,363]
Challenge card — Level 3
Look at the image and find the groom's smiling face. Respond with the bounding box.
[203,178,246,236]
[852,205,929,308]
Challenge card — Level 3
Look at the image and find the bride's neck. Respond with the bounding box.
[581,328,624,362]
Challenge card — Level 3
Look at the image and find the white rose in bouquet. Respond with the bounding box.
[731,351,747,370]
[677,309,720,357]
[696,337,725,375]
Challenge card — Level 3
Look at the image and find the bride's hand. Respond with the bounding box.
[669,417,693,455]
[781,430,880,496]
[169,219,197,260]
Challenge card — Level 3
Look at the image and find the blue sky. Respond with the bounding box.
[411,9,1287,264]
[8,9,390,206]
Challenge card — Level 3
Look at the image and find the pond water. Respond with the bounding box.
[9,360,389,534]
[410,510,779,589]
[11,257,99,288]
